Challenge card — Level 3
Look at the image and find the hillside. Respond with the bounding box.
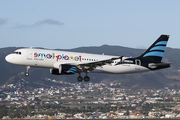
[1,46,180,89]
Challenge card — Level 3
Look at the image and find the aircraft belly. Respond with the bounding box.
[33,60,54,68]
[20,58,54,68]
[96,64,149,74]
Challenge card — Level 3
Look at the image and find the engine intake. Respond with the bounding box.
[50,64,77,75]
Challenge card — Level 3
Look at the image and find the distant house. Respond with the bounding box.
[171,106,180,111]
[2,116,10,119]
[89,115,99,119]
[165,114,175,118]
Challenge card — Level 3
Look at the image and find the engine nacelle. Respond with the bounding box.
[50,64,77,75]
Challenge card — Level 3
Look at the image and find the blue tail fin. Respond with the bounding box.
[137,35,169,62]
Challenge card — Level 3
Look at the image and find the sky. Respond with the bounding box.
[0,0,180,49]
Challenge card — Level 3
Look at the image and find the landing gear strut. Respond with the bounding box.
[25,66,30,76]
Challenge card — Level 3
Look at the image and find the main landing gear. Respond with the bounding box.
[77,76,83,82]
[84,76,90,82]
[77,73,90,82]
[25,66,30,76]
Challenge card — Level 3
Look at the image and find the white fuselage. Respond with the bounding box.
[5,48,149,74]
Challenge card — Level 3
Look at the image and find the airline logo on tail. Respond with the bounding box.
[143,41,167,58]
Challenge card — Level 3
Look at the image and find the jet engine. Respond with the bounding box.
[50,64,77,75]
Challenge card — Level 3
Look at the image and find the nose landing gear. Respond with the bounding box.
[25,66,30,76]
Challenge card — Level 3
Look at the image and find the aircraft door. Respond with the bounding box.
[135,59,141,70]
[27,50,32,60]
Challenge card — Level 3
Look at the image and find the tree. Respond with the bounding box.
[0,105,7,118]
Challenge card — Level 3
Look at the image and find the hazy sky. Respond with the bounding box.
[0,0,180,49]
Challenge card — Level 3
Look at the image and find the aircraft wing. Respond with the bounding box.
[72,56,122,72]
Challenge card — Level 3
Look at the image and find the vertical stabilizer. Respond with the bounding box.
[137,35,169,62]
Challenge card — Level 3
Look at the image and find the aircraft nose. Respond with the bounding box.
[5,54,21,65]
[5,55,10,62]
[5,55,12,63]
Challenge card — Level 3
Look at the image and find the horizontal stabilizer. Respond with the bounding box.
[148,62,172,69]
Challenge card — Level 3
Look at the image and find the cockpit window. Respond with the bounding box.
[13,51,22,55]
[13,52,18,54]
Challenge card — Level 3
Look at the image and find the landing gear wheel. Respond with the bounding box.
[77,76,83,82]
[84,76,90,82]
[25,72,29,76]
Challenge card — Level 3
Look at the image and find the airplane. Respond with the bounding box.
[5,35,171,82]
